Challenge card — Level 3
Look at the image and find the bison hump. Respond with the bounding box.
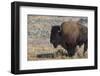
[64,34,77,47]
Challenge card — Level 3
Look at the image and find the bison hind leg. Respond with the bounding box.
[83,43,88,55]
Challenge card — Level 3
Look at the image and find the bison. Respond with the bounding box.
[50,21,88,57]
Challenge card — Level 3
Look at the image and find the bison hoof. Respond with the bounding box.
[68,51,75,57]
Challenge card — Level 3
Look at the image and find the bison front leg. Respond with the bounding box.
[67,47,76,57]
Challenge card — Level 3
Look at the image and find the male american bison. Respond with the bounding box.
[50,21,88,57]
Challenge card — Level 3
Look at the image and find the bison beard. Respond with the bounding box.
[50,21,88,57]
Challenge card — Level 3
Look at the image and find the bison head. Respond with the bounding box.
[50,26,62,48]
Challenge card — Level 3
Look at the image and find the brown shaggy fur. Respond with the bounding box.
[61,21,80,47]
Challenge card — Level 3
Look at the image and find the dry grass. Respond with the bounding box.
[28,44,88,61]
